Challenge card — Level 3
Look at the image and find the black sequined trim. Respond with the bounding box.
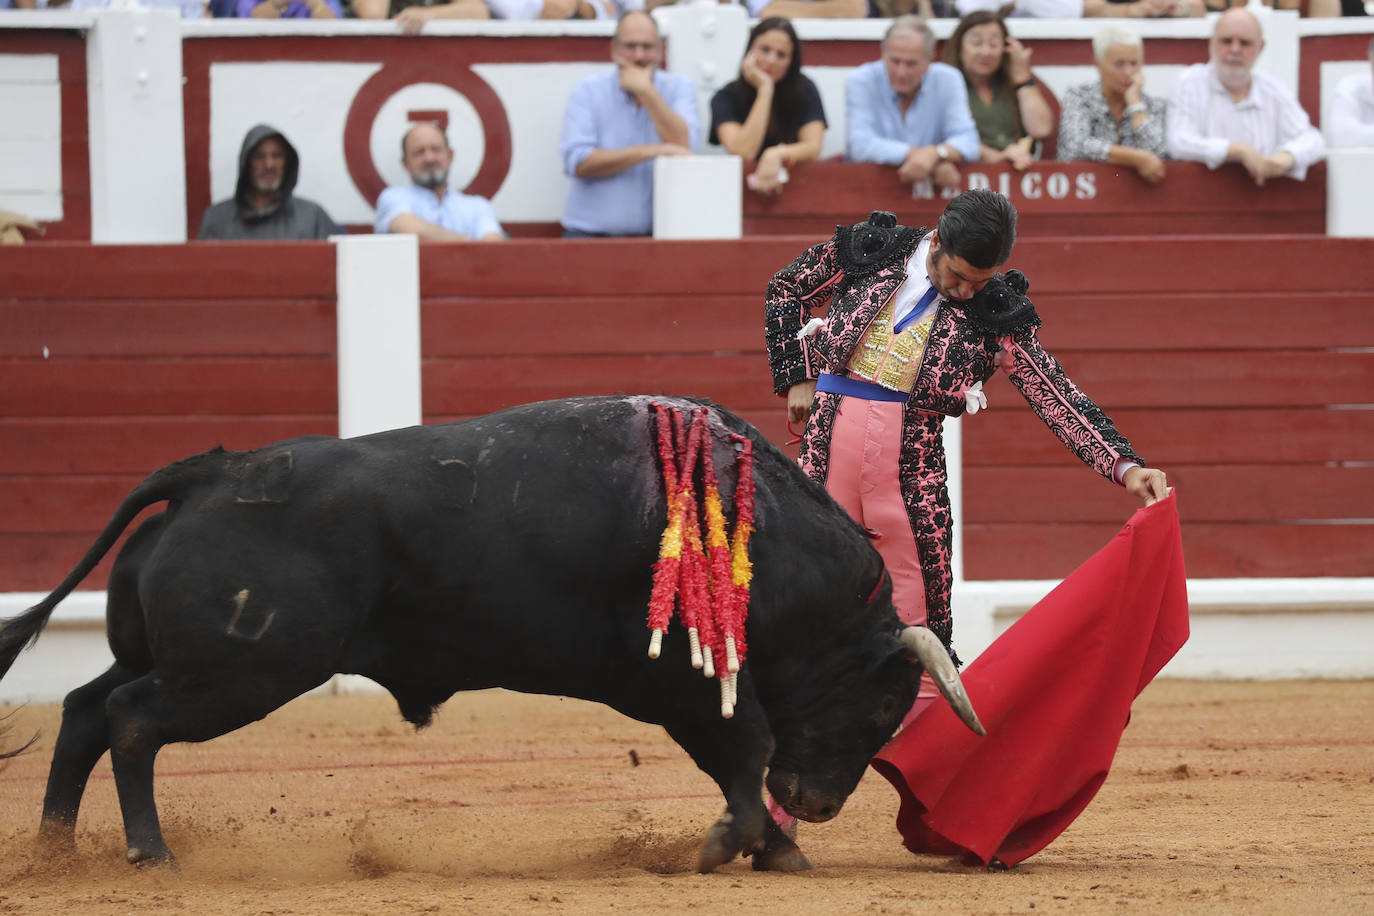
[966,269,1041,334]
[834,216,923,279]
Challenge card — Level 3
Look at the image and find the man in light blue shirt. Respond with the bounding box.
[846,15,980,192]
[559,10,701,238]
[374,122,504,241]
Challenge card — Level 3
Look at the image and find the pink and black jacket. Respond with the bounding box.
[764,214,1144,657]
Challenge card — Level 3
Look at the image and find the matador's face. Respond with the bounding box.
[927,233,1001,303]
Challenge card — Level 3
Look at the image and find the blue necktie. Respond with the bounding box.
[893,285,939,335]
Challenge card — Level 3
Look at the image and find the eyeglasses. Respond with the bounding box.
[615,41,661,53]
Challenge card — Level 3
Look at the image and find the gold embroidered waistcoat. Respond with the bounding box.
[845,297,937,393]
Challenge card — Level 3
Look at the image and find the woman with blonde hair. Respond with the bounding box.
[1056,24,1168,184]
[944,11,1053,169]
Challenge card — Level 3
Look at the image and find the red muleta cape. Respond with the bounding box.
[871,491,1189,868]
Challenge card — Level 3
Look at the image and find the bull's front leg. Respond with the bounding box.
[661,680,811,874]
[752,813,811,873]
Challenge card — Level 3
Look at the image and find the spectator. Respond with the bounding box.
[1167,8,1325,186]
[67,0,206,15]
[746,0,865,18]
[484,0,617,19]
[199,125,341,241]
[710,17,827,197]
[1081,0,1204,17]
[944,11,1053,170]
[1328,38,1374,148]
[1057,24,1167,184]
[845,15,979,192]
[559,10,700,238]
[238,0,339,17]
[353,0,490,35]
[374,122,504,241]
[954,0,1203,17]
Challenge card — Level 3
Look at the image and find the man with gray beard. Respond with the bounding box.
[199,125,341,240]
[1166,8,1324,187]
[374,122,505,241]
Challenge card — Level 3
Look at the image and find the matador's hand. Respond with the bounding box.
[787,380,816,424]
[1123,466,1168,506]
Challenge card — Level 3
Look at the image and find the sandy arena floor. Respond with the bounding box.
[1,679,1371,915]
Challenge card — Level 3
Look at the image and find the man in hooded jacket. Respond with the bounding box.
[198,125,341,240]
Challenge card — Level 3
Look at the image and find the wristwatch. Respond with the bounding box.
[936,143,951,162]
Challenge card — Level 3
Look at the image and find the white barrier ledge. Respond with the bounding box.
[956,577,1374,680]
[5,577,1373,703]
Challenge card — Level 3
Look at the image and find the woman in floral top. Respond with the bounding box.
[1056,24,1169,184]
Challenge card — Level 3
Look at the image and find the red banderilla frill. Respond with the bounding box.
[645,403,756,719]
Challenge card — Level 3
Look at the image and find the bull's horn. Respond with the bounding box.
[899,626,986,736]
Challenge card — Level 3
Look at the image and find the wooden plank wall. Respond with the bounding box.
[2,235,1371,592]
[742,162,1328,239]
[2,243,338,591]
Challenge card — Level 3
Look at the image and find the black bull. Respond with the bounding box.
[0,395,979,873]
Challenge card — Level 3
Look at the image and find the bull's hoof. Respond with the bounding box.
[751,830,813,873]
[696,818,743,873]
[126,846,177,869]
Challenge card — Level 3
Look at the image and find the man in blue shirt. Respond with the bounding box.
[374,122,505,241]
[559,10,702,238]
[845,15,980,192]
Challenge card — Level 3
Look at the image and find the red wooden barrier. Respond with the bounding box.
[2,235,1372,592]
[742,161,1327,238]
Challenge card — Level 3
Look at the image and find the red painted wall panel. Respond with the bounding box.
[742,162,1327,238]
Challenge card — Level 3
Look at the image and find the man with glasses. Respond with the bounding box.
[559,10,701,237]
[1167,7,1325,186]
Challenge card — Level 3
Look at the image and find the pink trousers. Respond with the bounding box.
[807,396,938,720]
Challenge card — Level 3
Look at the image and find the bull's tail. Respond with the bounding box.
[0,448,228,682]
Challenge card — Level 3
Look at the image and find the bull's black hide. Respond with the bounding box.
[0,395,925,873]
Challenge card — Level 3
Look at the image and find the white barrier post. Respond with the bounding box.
[86,8,187,243]
[653,156,742,239]
[333,234,422,439]
[1326,149,1374,238]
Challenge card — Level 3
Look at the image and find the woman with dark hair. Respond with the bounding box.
[710,17,827,195]
[944,11,1053,169]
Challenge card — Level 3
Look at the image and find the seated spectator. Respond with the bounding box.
[1329,38,1374,148]
[1057,24,1167,184]
[238,0,339,17]
[746,0,865,18]
[1081,0,1204,17]
[1167,8,1325,186]
[353,0,491,35]
[199,125,341,241]
[956,0,1202,16]
[559,10,700,238]
[846,15,979,192]
[374,122,504,241]
[67,0,206,16]
[944,11,1053,170]
[710,17,826,197]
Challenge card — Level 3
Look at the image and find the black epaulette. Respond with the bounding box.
[833,210,922,278]
[967,268,1041,334]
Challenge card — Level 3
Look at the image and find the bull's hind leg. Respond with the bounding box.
[103,668,325,866]
[38,663,142,853]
